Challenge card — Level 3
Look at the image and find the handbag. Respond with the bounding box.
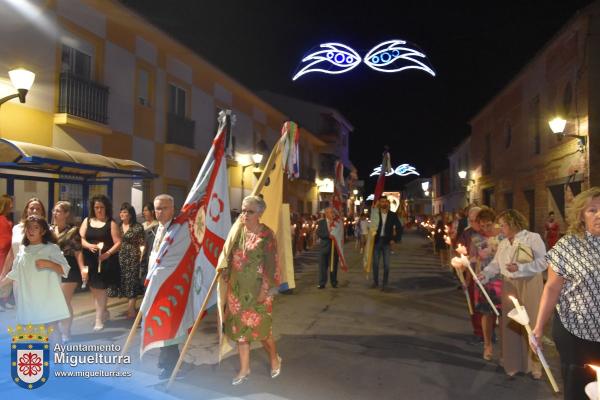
[513,242,534,263]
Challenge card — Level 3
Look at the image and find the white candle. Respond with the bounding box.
[97,242,104,273]
[456,244,468,255]
[587,365,600,400]
[508,295,521,310]
[81,265,89,289]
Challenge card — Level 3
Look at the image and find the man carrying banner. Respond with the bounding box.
[371,197,402,292]
[316,207,339,289]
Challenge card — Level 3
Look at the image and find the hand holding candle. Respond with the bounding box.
[456,243,468,256]
[507,296,559,393]
[455,248,499,317]
[585,365,600,400]
[97,242,104,273]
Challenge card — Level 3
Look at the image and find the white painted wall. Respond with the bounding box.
[166,57,192,84]
[214,83,232,105]
[132,137,155,172]
[155,69,166,143]
[105,42,135,134]
[135,36,157,65]
[57,0,106,38]
[191,86,215,152]
[233,111,253,153]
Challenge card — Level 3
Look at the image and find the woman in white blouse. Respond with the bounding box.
[532,187,600,400]
[479,209,546,378]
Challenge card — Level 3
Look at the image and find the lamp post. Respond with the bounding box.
[241,152,263,206]
[548,116,587,153]
[457,170,475,206]
[0,68,35,107]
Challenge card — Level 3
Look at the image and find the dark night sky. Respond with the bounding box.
[121,0,593,191]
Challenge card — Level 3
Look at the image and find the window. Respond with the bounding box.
[168,84,186,117]
[137,69,150,107]
[61,44,92,79]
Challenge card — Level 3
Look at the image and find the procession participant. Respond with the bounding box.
[316,207,339,289]
[51,201,85,343]
[1,216,70,341]
[222,195,282,385]
[480,209,546,378]
[80,194,121,332]
[371,197,402,291]
[532,187,600,399]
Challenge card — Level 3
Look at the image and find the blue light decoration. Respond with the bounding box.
[369,164,420,177]
[363,40,435,76]
[293,39,435,80]
[292,43,361,81]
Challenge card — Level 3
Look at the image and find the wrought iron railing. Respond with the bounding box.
[58,73,109,124]
[166,112,195,148]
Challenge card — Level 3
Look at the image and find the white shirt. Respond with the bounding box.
[546,232,600,341]
[482,229,547,281]
[7,243,70,324]
[379,212,388,236]
[148,220,171,279]
[11,223,24,256]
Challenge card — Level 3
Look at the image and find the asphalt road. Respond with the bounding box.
[0,229,561,399]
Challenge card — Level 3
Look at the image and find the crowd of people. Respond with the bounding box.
[422,187,600,400]
[0,195,160,341]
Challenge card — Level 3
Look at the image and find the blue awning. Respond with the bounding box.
[0,139,156,179]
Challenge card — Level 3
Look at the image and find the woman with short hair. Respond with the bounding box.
[533,187,600,399]
[479,209,546,378]
[221,195,282,385]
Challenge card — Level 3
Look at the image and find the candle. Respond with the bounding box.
[81,265,89,289]
[587,365,600,400]
[456,244,468,255]
[97,242,104,273]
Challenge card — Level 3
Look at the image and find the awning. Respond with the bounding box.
[0,139,156,179]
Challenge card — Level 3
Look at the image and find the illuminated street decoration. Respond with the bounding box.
[293,40,434,80]
[370,164,420,177]
[292,43,361,81]
[363,40,435,76]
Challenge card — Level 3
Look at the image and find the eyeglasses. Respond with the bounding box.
[241,209,257,215]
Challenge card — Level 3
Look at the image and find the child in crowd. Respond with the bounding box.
[0,215,70,337]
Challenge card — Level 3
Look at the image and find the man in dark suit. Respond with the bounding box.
[316,207,338,289]
[372,197,403,291]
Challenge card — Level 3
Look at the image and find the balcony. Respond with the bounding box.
[58,72,109,125]
[166,112,195,149]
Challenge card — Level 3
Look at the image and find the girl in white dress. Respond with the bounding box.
[0,215,70,333]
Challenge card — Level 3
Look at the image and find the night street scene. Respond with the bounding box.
[1,1,600,399]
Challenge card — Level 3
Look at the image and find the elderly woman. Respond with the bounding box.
[222,195,282,385]
[532,187,600,400]
[479,209,546,378]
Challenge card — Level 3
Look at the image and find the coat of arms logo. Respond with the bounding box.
[9,324,51,390]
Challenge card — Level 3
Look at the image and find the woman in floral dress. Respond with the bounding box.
[223,195,282,385]
[108,202,144,318]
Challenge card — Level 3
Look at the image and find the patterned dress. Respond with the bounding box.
[471,232,503,314]
[52,224,83,283]
[109,223,144,298]
[224,224,280,343]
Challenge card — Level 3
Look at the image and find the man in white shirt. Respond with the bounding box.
[144,194,181,380]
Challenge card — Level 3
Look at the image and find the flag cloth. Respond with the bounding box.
[363,149,392,276]
[139,111,232,356]
[330,160,348,271]
[216,121,298,359]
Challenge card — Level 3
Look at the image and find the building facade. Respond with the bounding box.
[0,0,325,220]
[468,1,600,235]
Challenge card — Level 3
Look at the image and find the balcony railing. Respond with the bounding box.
[58,72,109,124]
[166,112,195,148]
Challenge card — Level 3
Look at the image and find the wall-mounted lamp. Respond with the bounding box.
[548,116,587,153]
[0,68,35,107]
[421,181,430,192]
[241,152,264,206]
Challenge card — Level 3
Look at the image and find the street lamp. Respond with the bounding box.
[457,170,467,179]
[241,152,264,205]
[548,116,587,153]
[0,68,35,107]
